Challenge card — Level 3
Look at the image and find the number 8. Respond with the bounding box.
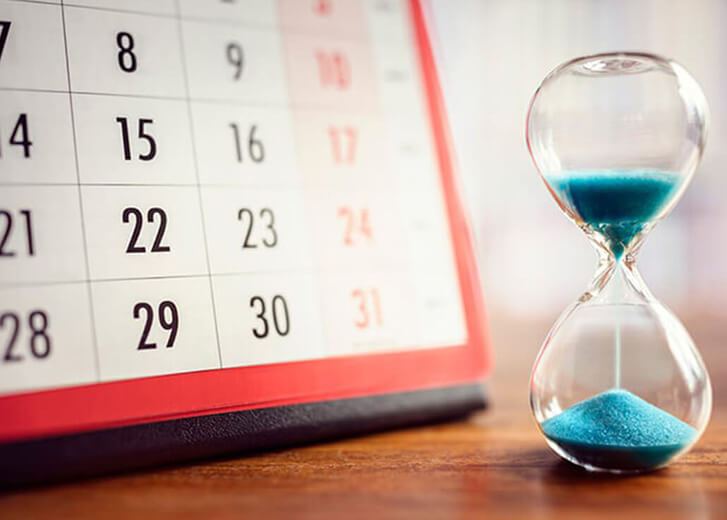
[117,31,137,73]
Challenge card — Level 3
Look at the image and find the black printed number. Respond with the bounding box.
[230,123,264,163]
[0,114,33,159]
[250,295,290,339]
[0,21,11,63]
[226,42,244,80]
[134,301,179,350]
[123,207,170,254]
[0,209,34,257]
[116,31,137,73]
[2,310,51,363]
[238,207,277,249]
[116,117,156,161]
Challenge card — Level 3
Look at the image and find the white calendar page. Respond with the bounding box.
[0,0,474,404]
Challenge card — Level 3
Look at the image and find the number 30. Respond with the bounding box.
[250,295,290,339]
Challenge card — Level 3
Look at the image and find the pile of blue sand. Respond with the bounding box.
[542,389,696,471]
[546,170,681,259]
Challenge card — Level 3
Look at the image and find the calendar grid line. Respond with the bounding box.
[61,2,177,21]
[5,0,411,49]
[14,0,376,44]
[0,182,423,193]
[179,19,375,45]
[274,8,336,360]
[0,262,421,292]
[0,89,419,116]
[58,0,101,383]
[173,0,223,369]
[4,0,55,7]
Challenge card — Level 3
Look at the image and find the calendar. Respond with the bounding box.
[0,0,490,483]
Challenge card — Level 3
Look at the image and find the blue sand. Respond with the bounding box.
[542,389,696,471]
[546,170,681,259]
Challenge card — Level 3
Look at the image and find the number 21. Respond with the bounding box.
[0,209,34,257]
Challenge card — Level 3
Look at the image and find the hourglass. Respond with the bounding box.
[526,52,712,473]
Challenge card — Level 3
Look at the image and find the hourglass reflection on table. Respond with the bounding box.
[526,52,712,473]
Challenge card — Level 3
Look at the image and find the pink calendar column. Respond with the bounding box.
[279,0,414,357]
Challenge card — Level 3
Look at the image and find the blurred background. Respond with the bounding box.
[429,0,727,332]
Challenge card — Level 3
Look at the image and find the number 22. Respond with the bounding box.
[122,207,170,254]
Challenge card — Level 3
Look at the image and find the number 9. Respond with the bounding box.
[226,42,244,80]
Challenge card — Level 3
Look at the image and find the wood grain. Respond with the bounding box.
[1,314,726,519]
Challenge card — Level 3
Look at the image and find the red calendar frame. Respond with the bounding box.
[0,0,491,443]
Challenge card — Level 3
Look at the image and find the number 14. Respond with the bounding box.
[0,114,32,159]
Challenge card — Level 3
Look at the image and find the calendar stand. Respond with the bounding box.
[1,384,486,486]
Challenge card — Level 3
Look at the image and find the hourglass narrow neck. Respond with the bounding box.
[585,251,653,305]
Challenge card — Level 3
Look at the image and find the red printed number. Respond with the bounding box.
[314,0,333,16]
[316,51,350,90]
[338,207,372,246]
[328,126,357,164]
[352,288,382,329]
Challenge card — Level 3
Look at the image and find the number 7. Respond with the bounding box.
[0,22,10,63]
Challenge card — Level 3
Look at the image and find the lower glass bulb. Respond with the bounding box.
[530,261,711,473]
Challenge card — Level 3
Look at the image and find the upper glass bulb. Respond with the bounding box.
[527,52,708,260]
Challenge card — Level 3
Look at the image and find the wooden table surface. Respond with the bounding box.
[2,314,726,519]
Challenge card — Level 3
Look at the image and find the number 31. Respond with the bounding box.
[352,288,382,330]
